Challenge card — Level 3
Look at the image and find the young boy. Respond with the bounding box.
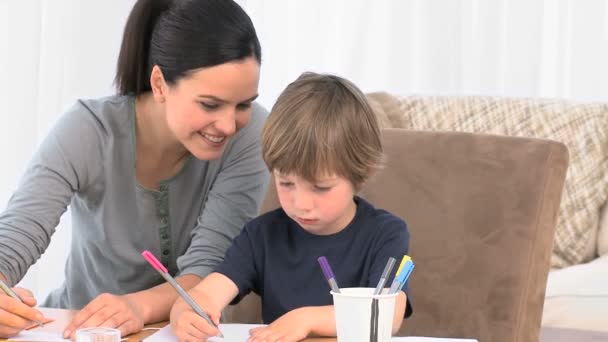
[170,72,412,342]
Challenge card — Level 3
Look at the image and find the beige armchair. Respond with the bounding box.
[224,129,569,342]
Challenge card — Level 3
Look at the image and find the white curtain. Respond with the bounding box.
[1,0,607,301]
[239,0,608,107]
[0,0,136,300]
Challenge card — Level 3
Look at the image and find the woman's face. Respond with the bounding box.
[162,56,260,160]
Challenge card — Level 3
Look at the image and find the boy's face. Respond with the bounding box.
[274,171,357,235]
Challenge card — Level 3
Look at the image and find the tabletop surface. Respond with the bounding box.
[11,308,607,342]
[19,308,334,341]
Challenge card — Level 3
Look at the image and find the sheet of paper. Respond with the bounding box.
[143,324,266,342]
[143,325,478,342]
[24,317,55,330]
[392,338,478,341]
[5,330,70,341]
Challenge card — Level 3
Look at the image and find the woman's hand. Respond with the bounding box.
[247,308,312,342]
[0,287,44,338]
[170,293,221,342]
[63,293,144,339]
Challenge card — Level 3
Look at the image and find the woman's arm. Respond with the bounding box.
[63,274,202,339]
[127,274,202,323]
[64,104,268,338]
[176,104,269,280]
[0,102,98,288]
[0,102,102,339]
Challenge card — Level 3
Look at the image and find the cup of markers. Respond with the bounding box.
[332,288,398,342]
[319,255,414,342]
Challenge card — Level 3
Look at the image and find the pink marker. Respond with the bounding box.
[141,250,223,338]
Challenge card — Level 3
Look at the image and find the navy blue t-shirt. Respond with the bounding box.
[215,197,413,323]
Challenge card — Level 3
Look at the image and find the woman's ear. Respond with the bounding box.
[150,65,167,103]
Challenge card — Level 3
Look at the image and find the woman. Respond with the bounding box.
[0,0,268,338]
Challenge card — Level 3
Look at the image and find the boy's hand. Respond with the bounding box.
[247,307,311,342]
[170,295,221,342]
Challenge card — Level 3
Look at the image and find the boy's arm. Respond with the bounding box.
[248,292,407,341]
[170,273,239,341]
[187,272,240,311]
[247,305,335,341]
[173,272,239,316]
[392,291,407,334]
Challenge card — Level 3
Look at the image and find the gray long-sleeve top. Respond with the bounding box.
[0,95,269,309]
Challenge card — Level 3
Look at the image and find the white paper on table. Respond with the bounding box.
[7,327,477,342]
[143,324,266,341]
[142,325,479,342]
[6,330,71,341]
[392,338,478,341]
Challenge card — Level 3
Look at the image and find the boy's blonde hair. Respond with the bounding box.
[262,72,383,189]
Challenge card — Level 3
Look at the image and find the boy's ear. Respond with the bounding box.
[358,168,381,192]
[354,180,366,193]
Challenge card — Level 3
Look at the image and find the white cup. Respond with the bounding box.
[331,287,398,342]
[75,327,121,342]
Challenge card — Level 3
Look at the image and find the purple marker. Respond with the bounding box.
[318,256,341,293]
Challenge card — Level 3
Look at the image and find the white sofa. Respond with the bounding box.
[542,204,608,332]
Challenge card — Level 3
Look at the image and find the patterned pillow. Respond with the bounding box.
[367,92,608,268]
[599,203,608,256]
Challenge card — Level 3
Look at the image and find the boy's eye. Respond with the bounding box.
[199,102,219,110]
[279,182,294,188]
[314,186,331,192]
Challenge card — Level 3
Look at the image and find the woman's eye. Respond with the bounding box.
[200,102,219,110]
[237,103,252,110]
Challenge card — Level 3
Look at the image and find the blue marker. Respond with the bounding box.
[389,259,414,294]
[396,261,415,292]
[387,255,410,293]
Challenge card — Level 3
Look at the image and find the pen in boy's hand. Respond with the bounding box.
[0,279,45,328]
[141,250,224,338]
[318,256,341,293]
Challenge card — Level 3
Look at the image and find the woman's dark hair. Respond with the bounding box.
[114,0,262,95]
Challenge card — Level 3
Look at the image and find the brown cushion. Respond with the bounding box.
[367,93,608,269]
[225,129,568,342]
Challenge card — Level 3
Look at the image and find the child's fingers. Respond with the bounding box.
[249,325,264,334]
[248,326,274,342]
[209,311,221,326]
[182,323,208,341]
[173,312,218,342]
[261,330,286,342]
[188,312,220,337]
